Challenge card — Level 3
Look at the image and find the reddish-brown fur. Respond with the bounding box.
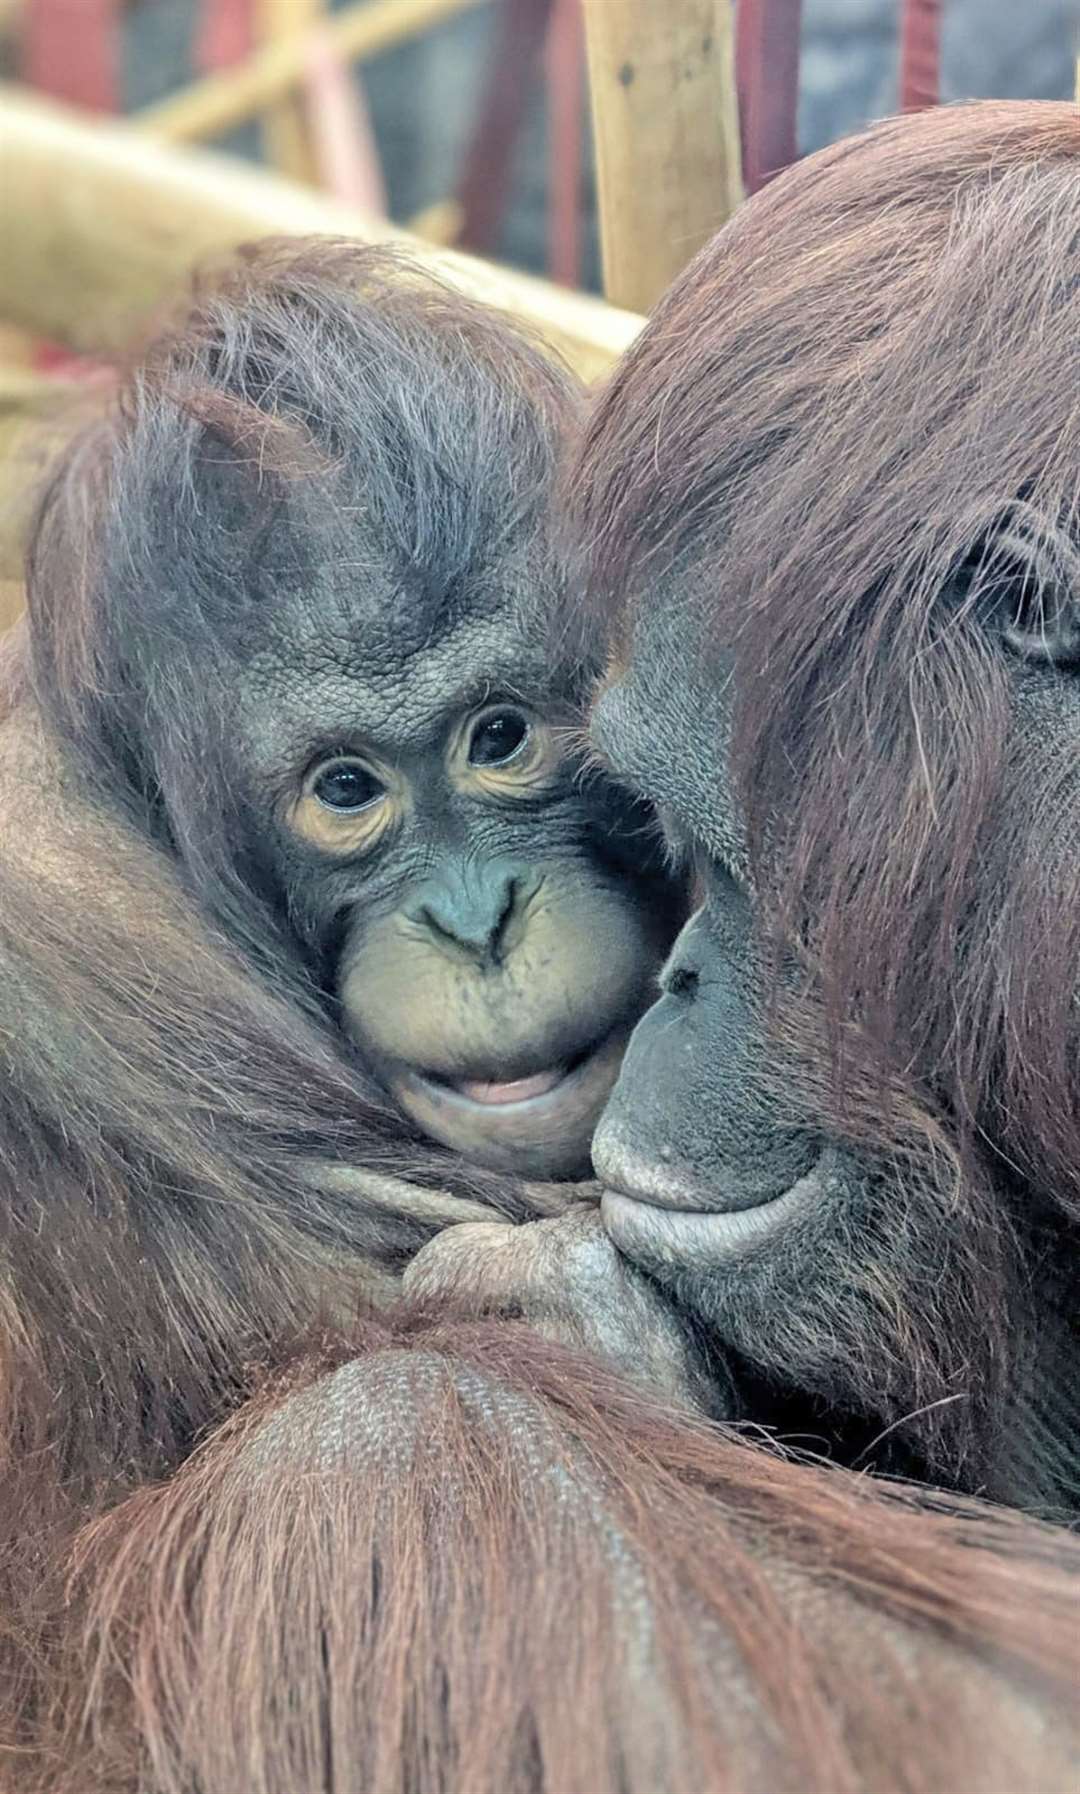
[572,99,1080,1506]
[0,246,572,1778]
[577,101,1080,1204]
[37,1317,1080,1794]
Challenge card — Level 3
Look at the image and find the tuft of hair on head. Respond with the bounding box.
[24,236,583,784]
[571,100,1080,1217]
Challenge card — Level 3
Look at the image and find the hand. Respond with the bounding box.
[402,1206,724,1413]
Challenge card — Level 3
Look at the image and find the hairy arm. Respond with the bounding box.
[0,671,549,1482]
[50,1312,1080,1794]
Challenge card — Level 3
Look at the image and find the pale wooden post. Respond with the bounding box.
[0,325,36,367]
[259,0,323,182]
[0,88,641,380]
[0,365,98,628]
[0,583,23,632]
[583,0,742,316]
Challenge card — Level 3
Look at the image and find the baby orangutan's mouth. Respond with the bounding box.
[389,1032,627,1178]
[444,1066,568,1105]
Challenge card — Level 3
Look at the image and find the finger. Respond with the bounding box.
[311,1164,497,1229]
[403,1220,553,1304]
[518,1178,603,1218]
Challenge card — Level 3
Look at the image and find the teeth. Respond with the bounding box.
[453,1068,564,1106]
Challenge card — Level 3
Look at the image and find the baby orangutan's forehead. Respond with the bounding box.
[240,601,570,777]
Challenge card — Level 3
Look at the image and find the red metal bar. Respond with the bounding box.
[898,0,941,111]
[735,0,802,194]
[195,0,256,75]
[21,0,121,112]
[456,0,553,254]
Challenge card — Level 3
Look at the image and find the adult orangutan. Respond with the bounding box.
[562,98,1080,1513]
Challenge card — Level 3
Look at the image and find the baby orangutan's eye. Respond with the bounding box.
[312,759,386,813]
[467,707,531,768]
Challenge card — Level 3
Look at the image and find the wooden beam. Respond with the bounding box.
[135,0,486,145]
[408,198,464,245]
[583,0,742,316]
[0,325,36,367]
[258,0,322,182]
[0,88,641,385]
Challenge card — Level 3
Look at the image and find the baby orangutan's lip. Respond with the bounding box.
[451,1068,565,1106]
[387,1031,630,1178]
[404,1036,611,1118]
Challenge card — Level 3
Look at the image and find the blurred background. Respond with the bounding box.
[1,0,1076,634]
[2,0,1075,295]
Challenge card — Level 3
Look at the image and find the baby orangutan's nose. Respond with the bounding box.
[407,860,539,967]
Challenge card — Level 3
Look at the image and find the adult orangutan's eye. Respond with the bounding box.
[467,707,531,767]
[312,758,385,813]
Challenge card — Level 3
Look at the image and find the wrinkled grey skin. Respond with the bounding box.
[416,582,1073,1499]
[587,602,821,1222]
[404,1204,727,1415]
[582,576,1078,1502]
[409,606,894,1442]
[588,606,888,1416]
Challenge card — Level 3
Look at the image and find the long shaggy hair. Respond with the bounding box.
[24,237,582,974]
[36,1315,1080,1794]
[571,100,1080,1498]
[3,220,1080,1793]
[575,100,1080,1200]
[0,242,576,1767]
